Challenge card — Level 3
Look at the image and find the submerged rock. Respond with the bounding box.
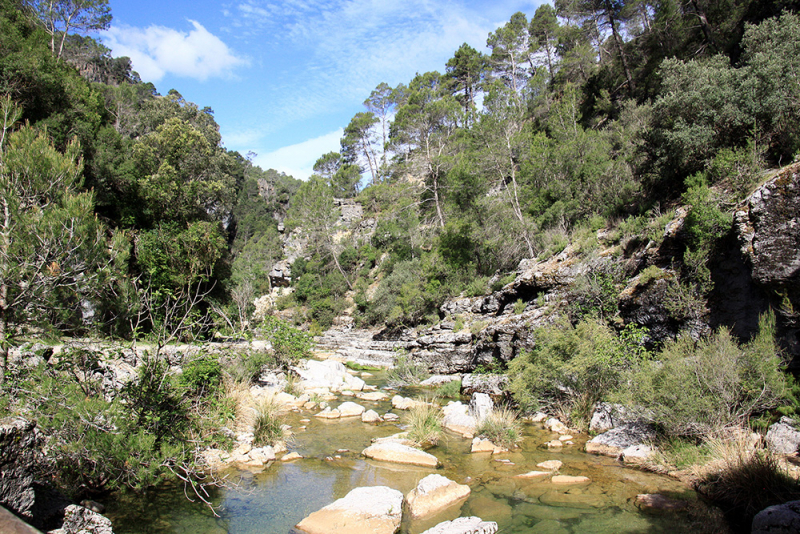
[420,516,498,534]
[294,486,403,534]
[362,441,439,468]
[405,474,471,518]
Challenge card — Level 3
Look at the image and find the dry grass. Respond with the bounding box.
[251,396,284,447]
[406,400,442,446]
[476,407,523,449]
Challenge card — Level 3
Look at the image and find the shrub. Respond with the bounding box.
[513,299,526,315]
[436,379,462,399]
[508,316,649,427]
[476,407,523,449]
[224,350,277,384]
[623,312,786,438]
[179,355,222,394]
[406,401,442,446]
[260,316,313,367]
[386,354,430,387]
[252,397,284,447]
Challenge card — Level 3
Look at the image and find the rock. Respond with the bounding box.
[391,395,421,410]
[281,452,303,462]
[362,410,383,423]
[634,494,689,512]
[551,475,590,484]
[461,374,508,397]
[296,360,366,392]
[420,375,461,387]
[420,516,498,534]
[50,504,113,534]
[362,442,439,468]
[337,401,366,417]
[383,413,400,422]
[585,423,656,458]
[752,500,800,534]
[468,393,493,423]
[471,438,505,454]
[371,434,418,448]
[537,460,562,470]
[539,492,605,510]
[622,444,654,465]
[530,412,548,423]
[315,407,341,419]
[766,417,800,454]
[559,435,573,441]
[250,446,277,463]
[514,471,551,479]
[545,440,563,449]
[405,474,471,518]
[442,402,477,438]
[294,486,403,534]
[544,418,569,434]
[358,391,388,401]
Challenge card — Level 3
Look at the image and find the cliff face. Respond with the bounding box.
[319,163,800,371]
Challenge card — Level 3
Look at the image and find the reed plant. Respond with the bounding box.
[406,401,442,446]
[251,396,284,447]
[476,407,523,449]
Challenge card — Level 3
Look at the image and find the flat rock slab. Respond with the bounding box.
[537,460,562,470]
[551,475,590,485]
[406,474,471,518]
[514,471,551,479]
[362,442,439,468]
[315,408,341,419]
[442,402,477,438]
[295,486,403,534]
[585,423,655,458]
[337,402,366,417]
[359,391,389,401]
[471,438,505,454]
[420,516,498,534]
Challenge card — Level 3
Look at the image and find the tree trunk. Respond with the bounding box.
[604,0,635,95]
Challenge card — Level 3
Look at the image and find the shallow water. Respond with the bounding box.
[106,373,709,534]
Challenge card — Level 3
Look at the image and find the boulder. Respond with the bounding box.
[442,402,477,438]
[296,360,366,392]
[361,410,383,423]
[391,395,420,410]
[315,407,341,419]
[420,516,498,534]
[405,474,471,518]
[359,391,389,401]
[468,393,493,423]
[337,402,366,418]
[634,494,689,512]
[585,423,656,458]
[470,438,505,454]
[544,418,569,434]
[537,460,562,471]
[49,504,113,534]
[752,500,800,534]
[551,475,590,485]
[766,417,800,454]
[383,413,400,422]
[461,374,508,397]
[420,375,461,387]
[362,442,439,468]
[622,444,654,465]
[294,486,403,534]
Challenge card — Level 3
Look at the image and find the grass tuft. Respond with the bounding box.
[476,407,523,449]
[251,396,285,447]
[406,400,442,446]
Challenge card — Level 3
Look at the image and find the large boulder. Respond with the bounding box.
[752,500,800,534]
[294,486,403,534]
[442,402,477,438]
[362,442,439,468]
[420,516,498,534]
[50,504,114,534]
[468,393,493,423]
[765,417,800,454]
[461,374,508,398]
[405,474,471,518]
[585,422,656,458]
[296,360,365,392]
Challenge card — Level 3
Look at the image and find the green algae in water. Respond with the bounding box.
[106,372,717,534]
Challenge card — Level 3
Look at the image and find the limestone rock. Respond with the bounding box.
[51,504,113,534]
[337,401,366,417]
[442,402,477,438]
[420,516,498,534]
[514,471,551,479]
[766,417,800,454]
[296,360,365,392]
[371,433,418,447]
[461,374,507,397]
[468,393,493,423]
[383,413,400,422]
[545,440,563,449]
[420,375,461,387]
[405,474,471,518]
[551,475,590,485]
[391,395,420,410]
[294,486,403,534]
[471,438,505,454]
[622,444,653,465]
[585,423,656,458]
[752,500,800,534]
[362,442,439,468]
[281,452,303,462]
[359,391,388,401]
[537,460,562,471]
[362,410,383,423]
[544,418,569,434]
[634,494,689,512]
[315,407,341,419]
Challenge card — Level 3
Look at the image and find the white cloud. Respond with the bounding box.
[101,20,248,82]
[252,129,343,180]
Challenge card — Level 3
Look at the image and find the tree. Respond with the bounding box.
[364,82,403,173]
[0,97,107,383]
[341,112,380,186]
[445,43,486,122]
[486,12,534,97]
[530,4,561,82]
[24,0,112,58]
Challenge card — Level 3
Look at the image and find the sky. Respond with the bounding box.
[100,0,547,179]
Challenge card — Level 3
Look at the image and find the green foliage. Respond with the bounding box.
[223,350,277,385]
[508,317,649,426]
[259,315,313,367]
[251,397,284,447]
[567,270,620,322]
[513,299,526,315]
[623,312,787,438]
[179,355,222,394]
[435,379,462,399]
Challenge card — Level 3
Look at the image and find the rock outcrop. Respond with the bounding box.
[294,486,403,534]
[405,474,470,518]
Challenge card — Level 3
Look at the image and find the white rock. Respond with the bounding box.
[362,410,383,423]
[295,486,403,534]
[362,441,439,467]
[420,516,498,534]
[337,401,365,417]
[406,474,471,518]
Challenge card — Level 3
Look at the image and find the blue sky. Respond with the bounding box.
[101,0,547,179]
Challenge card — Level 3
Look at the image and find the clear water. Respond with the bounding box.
[106,374,710,534]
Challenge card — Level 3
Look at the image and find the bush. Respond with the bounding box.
[476,407,523,449]
[436,379,462,399]
[223,350,277,384]
[508,316,649,427]
[386,354,430,387]
[260,316,313,367]
[623,312,786,438]
[179,355,222,394]
[406,401,442,446]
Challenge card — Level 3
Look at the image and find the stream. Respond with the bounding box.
[105,371,712,534]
